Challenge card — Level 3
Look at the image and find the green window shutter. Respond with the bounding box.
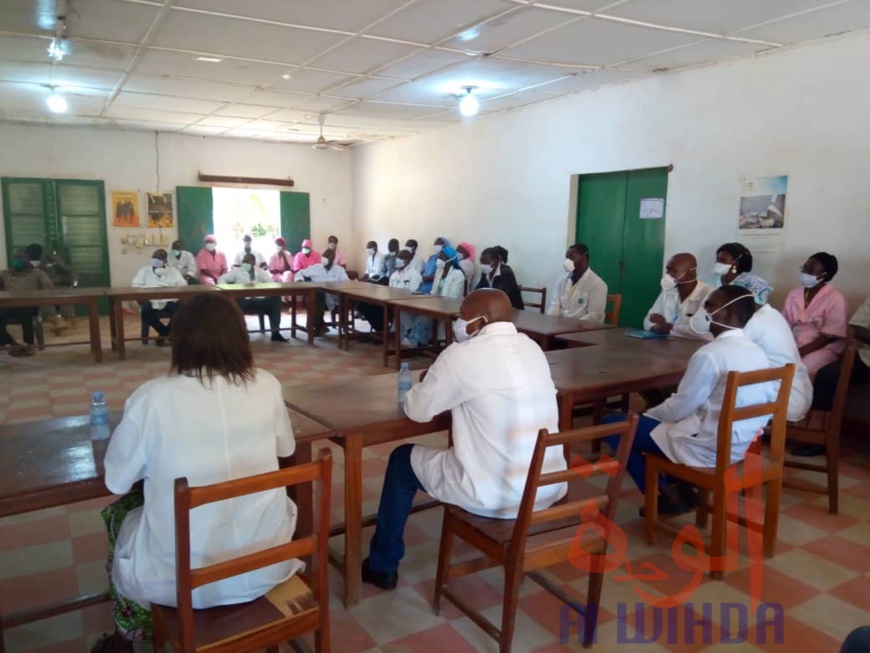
[176,186,214,252]
[56,180,109,288]
[2,178,54,258]
[280,191,311,255]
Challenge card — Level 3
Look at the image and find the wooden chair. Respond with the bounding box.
[784,340,857,514]
[644,364,794,580]
[433,416,639,651]
[152,450,333,653]
[605,294,622,326]
[519,286,547,314]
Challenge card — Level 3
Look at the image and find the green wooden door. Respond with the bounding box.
[176,186,214,253]
[575,168,668,328]
[280,191,311,255]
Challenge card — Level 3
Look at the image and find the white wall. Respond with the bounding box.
[355,31,870,310]
[0,124,355,284]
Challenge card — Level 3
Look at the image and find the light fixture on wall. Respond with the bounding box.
[458,86,479,117]
[46,88,68,113]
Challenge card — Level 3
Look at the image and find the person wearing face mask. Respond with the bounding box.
[327,235,347,267]
[219,253,288,342]
[0,250,53,356]
[644,253,713,339]
[476,246,524,310]
[295,249,348,336]
[456,241,478,289]
[403,239,424,274]
[166,240,197,285]
[233,234,267,269]
[196,235,228,285]
[25,242,78,332]
[362,289,566,590]
[292,239,322,274]
[361,241,385,282]
[132,249,186,345]
[782,252,848,378]
[400,246,466,347]
[548,243,607,323]
[420,237,450,293]
[268,237,295,283]
[357,250,423,333]
[712,243,773,305]
[602,286,778,515]
[378,239,401,283]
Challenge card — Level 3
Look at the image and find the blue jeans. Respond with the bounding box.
[842,626,870,653]
[368,444,425,572]
[602,413,667,494]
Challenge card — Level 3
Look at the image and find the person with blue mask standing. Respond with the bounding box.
[131,249,186,346]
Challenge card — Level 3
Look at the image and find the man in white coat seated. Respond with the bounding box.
[644,252,714,339]
[131,248,186,345]
[219,253,288,342]
[548,243,607,323]
[294,248,348,336]
[602,285,776,515]
[362,289,567,590]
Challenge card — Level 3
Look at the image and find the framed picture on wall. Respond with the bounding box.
[147,192,174,228]
[112,190,139,227]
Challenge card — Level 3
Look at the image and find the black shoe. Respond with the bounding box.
[362,557,398,591]
[675,481,701,509]
[791,444,826,458]
[271,333,289,342]
[155,336,168,347]
[639,495,689,517]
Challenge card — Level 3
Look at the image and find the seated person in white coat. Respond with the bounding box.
[131,249,186,345]
[603,286,776,515]
[219,253,287,342]
[357,249,422,332]
[644,253,714,339]
[95,293,298,652]
[362,289,567,590]
[400,245,466,348]
[233,233,267,269]
[294,248,348,336]
[734,277,813,425]
[548,243,607,323]
[166,240,198,284]
[362,241,385,282]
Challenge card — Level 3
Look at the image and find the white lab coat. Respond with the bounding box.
[548,268,607,323]
[295,263,348,310]
[389,266,423,292]
[104,371,299,609]
[131,265,186,309]
[219,266,273,285]
[233,249,267,268]
[646,329,776,468]
[459,258,479,291]
[167,250,196,279]
[408,254,425,274]
[405,322,567,518]
[744,304,813,422]
[643,281,714,340]
[364,251,385,279]
[431,265,466,299]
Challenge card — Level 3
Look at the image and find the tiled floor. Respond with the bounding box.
[2,314,869,652]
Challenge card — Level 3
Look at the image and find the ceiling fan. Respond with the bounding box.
[312,113,358,151]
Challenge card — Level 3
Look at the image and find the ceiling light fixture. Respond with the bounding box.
[195,56,222,63]
[457,27,480,42]
[46,89,68,114]
[281,73,293,80]
[47,38,65,62]
[458,86,479,117]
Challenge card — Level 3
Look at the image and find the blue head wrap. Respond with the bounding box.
[732,273,773,305]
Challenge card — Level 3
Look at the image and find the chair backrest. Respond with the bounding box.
[716,364,794,476]
[511,415,639,548]
[519,286,547,314]
[826,339,858,436]
[605,294,622,326]
[173,450,333,650]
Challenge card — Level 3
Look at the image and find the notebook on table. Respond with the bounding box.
[625,329,669,340]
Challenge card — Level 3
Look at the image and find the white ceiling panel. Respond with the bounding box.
[480,89,564,110]
[103,118,185,132]
[212,103,278,118]
[103,106,201,125]
[603,0,837,35]
[0,62,121,90]
[367,0,512,44]
[734,1,870,44]
[180,125,230,136]
[310,38,421,75]
[327,77,404,99]
[112,91,225,114]
[0,80,55,112]
[268,68,357,94]
[442,7,575,54]
[245,89,320,109]
[336,101,448,120]
[151,11,346,64]
[0,34,135,71]
[501,16,703,66]
[122,74,254,102]
[136,49,287,86]
[174,0,412,33]
[258,108,310,123]
[628,38,776,70]
[529,68,647,93]
[531,0,632,12]
[374,49,472,79]
[66,0,162,43]
[1,0,57,32]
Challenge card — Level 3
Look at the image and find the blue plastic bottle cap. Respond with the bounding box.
[92,391,104,401]
[401,363,410,371]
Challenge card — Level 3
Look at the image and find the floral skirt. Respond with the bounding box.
[101,489,152,642]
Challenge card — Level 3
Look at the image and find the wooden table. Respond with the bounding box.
[556,328,706,359]
[0,288,104,362]
[0,410,332,649]
[105,285,219,360]
[510,309,616,350]
[283,373,451,606]
[388,296,463,370]
[546,346,693,430]
[217,281,321,345]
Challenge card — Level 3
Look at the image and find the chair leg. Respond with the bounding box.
[827,435,840,515]
[763,479,782,559]
[709,489,727,581]
[152,611,165,652]
[432,513,454,614]
[584,570,604,648]
[695,488,710,529]
[499,563,523,653]
[644,463,658,545]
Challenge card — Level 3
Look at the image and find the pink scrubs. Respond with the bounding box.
[292,239,322,273]
[269,251,295,283]
[782,283,848,376]
[195,248,228,285]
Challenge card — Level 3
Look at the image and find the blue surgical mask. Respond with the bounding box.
[242,263,253,273]
[151,258,165,269]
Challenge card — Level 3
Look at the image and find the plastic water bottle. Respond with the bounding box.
[397,363,412,403]
[89,391,111,441]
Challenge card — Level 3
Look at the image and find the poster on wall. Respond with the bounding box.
[147,192,174,228]
[111,191,139,227]
[737,175,788,252]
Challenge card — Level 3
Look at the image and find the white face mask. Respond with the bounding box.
[328,243,336,250]
[457,252,467,261]
[480,263,493,275]
[367,248,375,256]
[660,274,678,291]
[690,293,753,335]
[396,259,407,269]
[800,272,822,288]
[434,244,443,254]
[30,260,41,267]
[563,258,575,273]
[435,259,446,269]
[276,246,284,254]
[712,262,732,276]
[453,315,487,343]
[302,248,311,255]
[205,242,216,251]
[151,258,165,269]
